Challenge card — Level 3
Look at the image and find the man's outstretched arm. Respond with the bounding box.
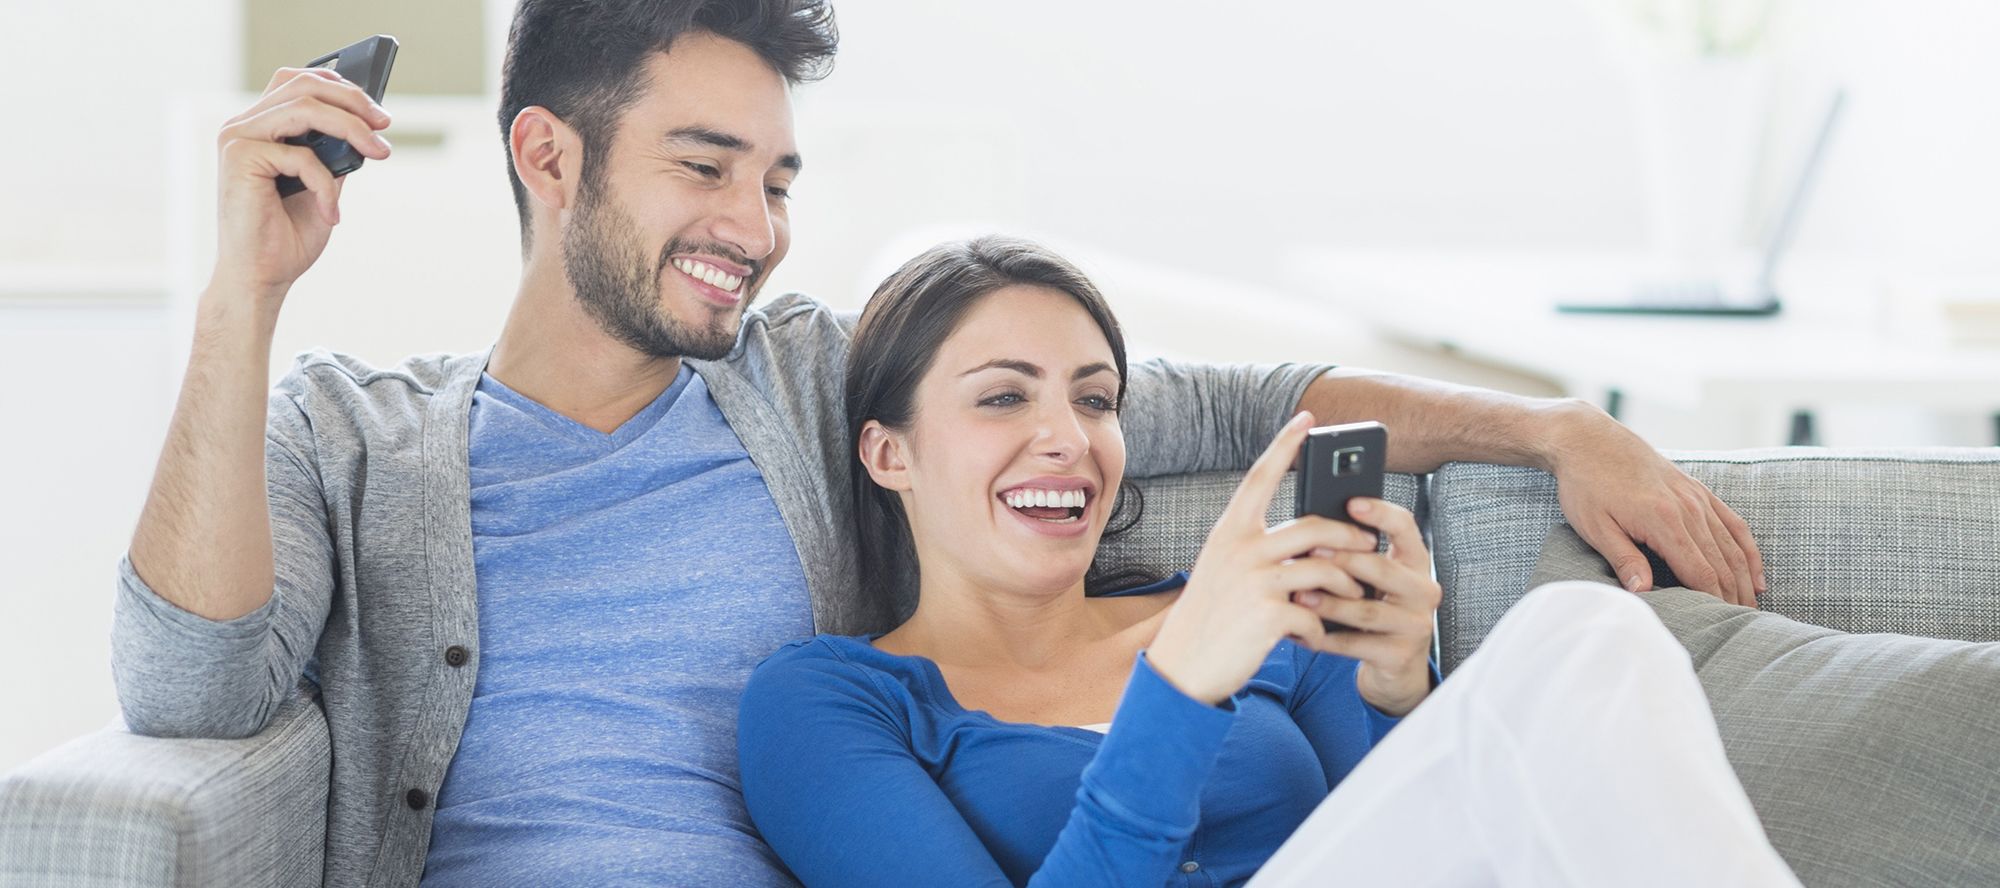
[1296,367,1765,606]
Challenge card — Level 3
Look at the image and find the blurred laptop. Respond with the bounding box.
[1558,89,1846,318]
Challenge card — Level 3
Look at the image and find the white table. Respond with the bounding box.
[1285,248,2000,447]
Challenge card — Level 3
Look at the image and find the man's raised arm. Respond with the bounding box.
[117,67,391,737]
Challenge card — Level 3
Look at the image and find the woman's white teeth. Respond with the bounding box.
[1003,488,1086,509]
[673,258,743,293]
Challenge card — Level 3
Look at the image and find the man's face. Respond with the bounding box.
[562,32,800,361]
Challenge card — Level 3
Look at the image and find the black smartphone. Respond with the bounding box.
[1293,421,1388,630]
[275,34,399,198]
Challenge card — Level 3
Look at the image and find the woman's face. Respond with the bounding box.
[867,284,1127,599]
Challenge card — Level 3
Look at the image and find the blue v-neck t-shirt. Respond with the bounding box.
[421,366,814,886]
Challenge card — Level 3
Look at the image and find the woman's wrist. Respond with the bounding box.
[1356,658,1431,718]
[1142,643,1229,706]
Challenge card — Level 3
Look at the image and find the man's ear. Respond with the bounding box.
[510,106,584,215]
[857,420,912,492]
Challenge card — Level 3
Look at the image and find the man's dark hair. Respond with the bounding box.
[498,0,837,248]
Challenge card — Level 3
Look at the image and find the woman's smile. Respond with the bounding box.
[996,476,1099,537]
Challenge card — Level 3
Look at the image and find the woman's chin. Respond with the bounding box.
[989,542,1096,594]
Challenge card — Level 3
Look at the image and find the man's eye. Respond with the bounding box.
[980,392,1024,407]
[682,161,721,178]
[766,184,791,200]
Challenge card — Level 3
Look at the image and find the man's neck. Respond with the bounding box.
[487,256,682,434]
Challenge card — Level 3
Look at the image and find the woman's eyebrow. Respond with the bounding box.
[1072,362,1118,382]
[958,359,1118,382]
[959,359,1041,378]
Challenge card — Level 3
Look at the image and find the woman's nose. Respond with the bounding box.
[1033,405,1089,462]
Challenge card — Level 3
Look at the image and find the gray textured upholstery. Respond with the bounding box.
[1431,447,2000,674]
[1532,523,2000,886]
[0,690,328,888]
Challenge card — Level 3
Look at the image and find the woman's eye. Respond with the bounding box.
[979,392,1024,407]
[766,184,791,200]
[683,161,721,178]
[1077,394,1117,412]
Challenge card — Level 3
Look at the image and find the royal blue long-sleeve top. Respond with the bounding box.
[737,577,1416,887]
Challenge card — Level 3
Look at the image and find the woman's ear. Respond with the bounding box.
[509,105,584,215]
[858,420,913,492]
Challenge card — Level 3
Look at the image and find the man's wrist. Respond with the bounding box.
[197,277,287,337]
[1530,397,1614,474]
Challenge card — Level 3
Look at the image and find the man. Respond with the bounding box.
[112,0,1763,885]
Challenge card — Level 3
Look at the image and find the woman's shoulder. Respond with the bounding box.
[745,635,928,713]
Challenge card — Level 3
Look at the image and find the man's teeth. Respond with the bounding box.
[672,258,744,293]
[1002,489,1087,509]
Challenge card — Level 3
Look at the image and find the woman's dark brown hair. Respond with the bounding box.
[844,236,1143,620]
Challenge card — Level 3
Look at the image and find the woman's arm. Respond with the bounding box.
[1285,646,1437,789]
[739,643,1238,887]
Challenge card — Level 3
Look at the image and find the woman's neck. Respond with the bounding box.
[881,566,1122,672]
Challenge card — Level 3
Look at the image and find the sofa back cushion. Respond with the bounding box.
[1429,447,2000,674]
[1088,470,1422,592]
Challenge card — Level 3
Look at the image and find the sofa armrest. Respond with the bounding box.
[0,689,330,888]
[1430,446,2000,673]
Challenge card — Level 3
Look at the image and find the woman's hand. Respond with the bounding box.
[1148,412,1391,705]
[1292,497,1440,717]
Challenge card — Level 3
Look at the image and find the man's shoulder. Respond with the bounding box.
[700,292,853,405]
[733,291,854,349]
[275,348,484,401]
[267,348,486,446]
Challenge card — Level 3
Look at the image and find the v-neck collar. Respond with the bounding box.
[476,364,694,451]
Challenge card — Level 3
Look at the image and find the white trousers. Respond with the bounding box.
[1246,581,1803,888]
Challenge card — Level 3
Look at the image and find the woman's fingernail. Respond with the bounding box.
[1625,575,1644,593]
[1351,499,1372,514]
[1298,591,1323,606]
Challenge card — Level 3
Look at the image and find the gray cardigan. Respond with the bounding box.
[108,292,1329,887]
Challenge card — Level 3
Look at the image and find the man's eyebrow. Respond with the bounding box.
[662,126,802,172]
[959,359,1119,382]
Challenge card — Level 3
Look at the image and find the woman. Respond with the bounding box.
[738,236,1801,887]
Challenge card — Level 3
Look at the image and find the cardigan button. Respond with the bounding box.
[406,788,430,810]
[444,645,469,668]
[1179,861,1199,873]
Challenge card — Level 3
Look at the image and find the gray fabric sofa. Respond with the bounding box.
[4,447,1996,886]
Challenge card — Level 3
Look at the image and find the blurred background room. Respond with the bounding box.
[3,0,1998,773]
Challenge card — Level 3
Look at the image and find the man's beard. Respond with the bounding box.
[561,176,761,361]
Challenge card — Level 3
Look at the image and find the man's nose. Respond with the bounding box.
[710,178,777,262]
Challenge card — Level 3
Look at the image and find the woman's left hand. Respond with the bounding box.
[1291,497,1440,717]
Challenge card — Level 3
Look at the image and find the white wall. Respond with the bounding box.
[5,0,1999,775]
